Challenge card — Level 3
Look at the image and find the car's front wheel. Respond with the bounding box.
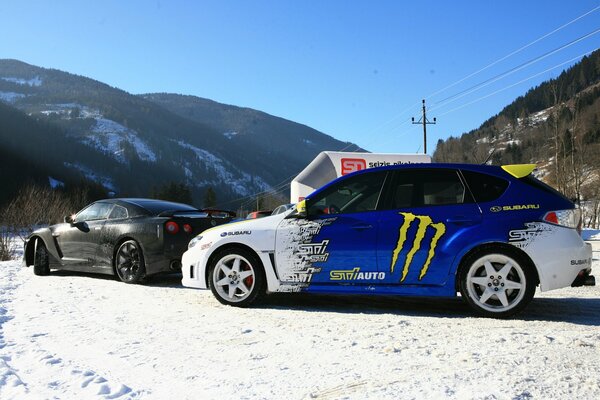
[458,248,536,318]
[33,239,50,276]
[115,240,146,284]
[208,248,265,307]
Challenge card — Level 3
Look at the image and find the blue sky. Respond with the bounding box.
[1,0,599,154]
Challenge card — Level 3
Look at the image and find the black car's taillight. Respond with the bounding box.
[165,221,179,234]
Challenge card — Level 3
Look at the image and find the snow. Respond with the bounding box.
[32,104,157,164]
[63,162,116,191]
[1,237,599,399]
[175,140,272,196]
[0,92,26,103]
[223,131,238,139]
[84,118,157,163]
[0,76,42,87]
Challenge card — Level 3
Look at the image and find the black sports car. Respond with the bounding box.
[23,198,234,283]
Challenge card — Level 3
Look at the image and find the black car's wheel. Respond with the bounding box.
[115,240,146,284]
[33,239,50,276]
[208,248,266,307]
[458,248,536,318]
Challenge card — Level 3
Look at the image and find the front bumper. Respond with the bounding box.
[181,247,209,289]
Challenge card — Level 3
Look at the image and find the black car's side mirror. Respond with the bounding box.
[64,215,75,224]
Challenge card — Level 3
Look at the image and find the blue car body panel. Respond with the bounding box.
[291,163,572,296]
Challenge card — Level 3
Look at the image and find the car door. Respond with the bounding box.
[275,170,388,286]
[55,202,113,265]
[377,169,482,286]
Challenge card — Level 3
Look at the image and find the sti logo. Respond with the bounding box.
[341,158,367,175]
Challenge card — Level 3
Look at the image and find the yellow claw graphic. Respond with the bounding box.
[390,213,415,274]
[419,222,446,280]
[390,212,447,282]
[400,215,431,282]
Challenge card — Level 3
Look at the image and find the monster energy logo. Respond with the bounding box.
[390,212,446,282]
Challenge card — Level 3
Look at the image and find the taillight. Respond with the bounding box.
[542,209,581,229]
[165,221,179,234]
[183,224,192,234]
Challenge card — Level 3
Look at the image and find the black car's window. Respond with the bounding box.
[307,171,387,215]
[461,170,509,203]
[386,169,466,209]
[108,205,128,220]
[75,202,113,222]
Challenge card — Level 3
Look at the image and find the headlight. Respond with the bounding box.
[188,235,203,249]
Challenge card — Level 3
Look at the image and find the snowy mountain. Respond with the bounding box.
[0,59,359,206]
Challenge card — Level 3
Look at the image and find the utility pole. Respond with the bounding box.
[412,99,436,154]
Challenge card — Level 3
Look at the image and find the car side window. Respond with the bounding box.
[75,202,113,222]
[108,205,128,220]
[307,171,388,215]
[461,170,509,203]
[386,169,467,208]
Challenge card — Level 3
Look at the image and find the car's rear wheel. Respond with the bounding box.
[458,249,536,318]
[33,239,50,276]
[115,240,145,284]
[208,248,265,307]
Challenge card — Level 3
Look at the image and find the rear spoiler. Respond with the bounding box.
[501,164,536,179]
[158,209,236,218]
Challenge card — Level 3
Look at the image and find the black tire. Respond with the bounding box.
[458,247,536,318]
[33,239,50,276]
[208,247,266,307]
[114,240,146,284]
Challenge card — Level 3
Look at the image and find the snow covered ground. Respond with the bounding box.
[1,240,599,399]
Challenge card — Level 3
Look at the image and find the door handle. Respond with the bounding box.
[351,224,373,230]
[445,216,478,225]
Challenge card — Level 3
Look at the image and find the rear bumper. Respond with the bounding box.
[522,226,593,291]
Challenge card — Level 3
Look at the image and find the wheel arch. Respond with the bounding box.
[454,242,540,292]
[112,236,143,269]
[205,242,267,288]
[24,235,42,267]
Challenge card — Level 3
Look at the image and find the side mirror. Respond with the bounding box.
[64,215,75,224]
[287,200,307,219]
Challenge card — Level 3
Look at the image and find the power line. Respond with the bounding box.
[425,4,600,101]
[341,5,600,154]
[436,49,597,118]
[430,27,600,112]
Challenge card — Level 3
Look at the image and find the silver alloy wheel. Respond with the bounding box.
[465,253,526,313]
[212,254,256,303]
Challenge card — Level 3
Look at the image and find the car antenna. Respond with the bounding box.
[481,147,497,165]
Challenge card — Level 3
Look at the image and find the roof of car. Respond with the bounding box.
[98,198,198,215]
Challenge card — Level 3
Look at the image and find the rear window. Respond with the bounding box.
[461,170,509,203]
[521,175,570,201]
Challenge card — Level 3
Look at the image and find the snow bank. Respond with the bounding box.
[63,162,116,191]
[0,92,26,103]
[175,140,272,196]
[0,76,42,87]
[0,252,599,399]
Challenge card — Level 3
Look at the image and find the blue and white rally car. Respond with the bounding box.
[182,163,594,317]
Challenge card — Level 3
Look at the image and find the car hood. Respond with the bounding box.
[198,211,289,242]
